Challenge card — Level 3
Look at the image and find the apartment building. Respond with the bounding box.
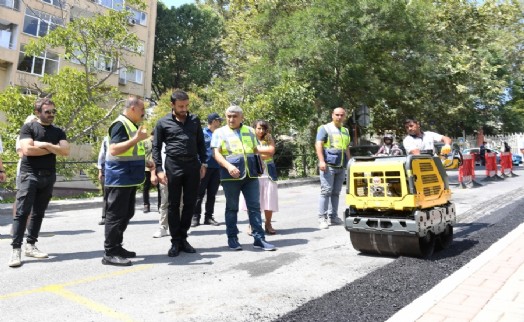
[0,0,157,98]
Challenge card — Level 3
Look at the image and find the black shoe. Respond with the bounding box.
[204,217,220,226]
[180,240,196,253]
[102,255,131,266]
[98,218,105,225]
[168,244,180,257]
[117,247,136,258]
[191,216,200,227]
[143,204,150,213]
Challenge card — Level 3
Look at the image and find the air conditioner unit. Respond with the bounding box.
[127,18,136,26]
[119,77,127,85]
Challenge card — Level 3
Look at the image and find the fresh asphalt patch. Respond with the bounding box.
[276,194,524,322]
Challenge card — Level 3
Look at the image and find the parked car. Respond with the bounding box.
[511,154,522,166]
[462,148,501,166]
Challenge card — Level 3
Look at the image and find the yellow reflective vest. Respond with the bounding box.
[105,115,146,187]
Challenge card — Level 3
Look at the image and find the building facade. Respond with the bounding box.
[0,0,157,98]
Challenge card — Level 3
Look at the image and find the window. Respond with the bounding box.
[119,67,143,84]
[69,50,116,72]
[41,0,64,8]
[23,8,63,37]
[99,0,123,11]
[127,7,147,26]
[0,0,20,10]
[17,44,59,76]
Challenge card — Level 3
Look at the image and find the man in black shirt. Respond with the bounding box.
[8,98,69,268]
[153,90,207,257]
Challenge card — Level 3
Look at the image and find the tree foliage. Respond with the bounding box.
[152,3,225,98]
[185,0,523,141]
[0,0,148,189]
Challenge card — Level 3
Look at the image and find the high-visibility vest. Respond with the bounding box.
[218,125,259,181]
[105,115,146,187]
[320,123,350,167]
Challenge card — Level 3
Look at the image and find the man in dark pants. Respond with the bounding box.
[103,96,151,266]
[191,112,223,227]
[8,98,70,268]
[153,90,206,257]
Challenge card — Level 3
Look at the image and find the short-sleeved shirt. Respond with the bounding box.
[402,131,443,154]
[211,126,241,150]
[19,122,67,173]
[211,125,259,153]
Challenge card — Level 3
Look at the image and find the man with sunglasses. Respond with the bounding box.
[8,98,70,268]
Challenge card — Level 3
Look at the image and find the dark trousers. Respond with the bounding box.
[165,160,200,244]
[143,171,151,206]
[12,172,56,248]
[104,186,137,255]
[193,167,221,220]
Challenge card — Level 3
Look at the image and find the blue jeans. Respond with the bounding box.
[318,166,345,219]
[221,178,265,241]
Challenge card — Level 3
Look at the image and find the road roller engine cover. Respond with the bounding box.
[344,154,458,258]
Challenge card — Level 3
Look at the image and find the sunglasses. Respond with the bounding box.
[43,109,57,115]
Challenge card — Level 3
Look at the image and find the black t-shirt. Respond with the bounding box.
[19,122,67,173]
[108,120,131,145]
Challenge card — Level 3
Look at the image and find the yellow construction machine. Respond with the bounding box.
[344,151,462,257]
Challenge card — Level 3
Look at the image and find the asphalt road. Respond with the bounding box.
[0,168,522,322]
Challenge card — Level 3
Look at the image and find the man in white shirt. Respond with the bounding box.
[403,118,452,155]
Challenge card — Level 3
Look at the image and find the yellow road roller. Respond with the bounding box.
[344,153,460,258]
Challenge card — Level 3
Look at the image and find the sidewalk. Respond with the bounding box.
[0,176,320,216]
[389,219,524,322]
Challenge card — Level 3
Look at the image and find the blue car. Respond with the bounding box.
[512,154,522,166]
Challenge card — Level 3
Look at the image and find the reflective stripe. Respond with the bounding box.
[105,115,145,187]
[217,125,259,180]
[320,123,350,167]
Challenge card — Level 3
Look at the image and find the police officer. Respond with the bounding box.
[211,105,276,251]
[315,107,351,230]
[102,96,150,266]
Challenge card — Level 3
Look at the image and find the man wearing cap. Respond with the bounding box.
[191,112,223,227]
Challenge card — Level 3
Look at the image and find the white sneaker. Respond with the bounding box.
[153,227,168,238]
[8,249,22,267]
[318,218,329,229]
[329,216,343,225]
[24,244,48,258]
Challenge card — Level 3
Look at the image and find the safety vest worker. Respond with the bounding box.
[105,115,146,187]
[319,123,351,168]
[216,125,260,181]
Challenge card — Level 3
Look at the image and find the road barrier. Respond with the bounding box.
[482,152,504,181]
[458,154,481,188]
[500,152,518,178]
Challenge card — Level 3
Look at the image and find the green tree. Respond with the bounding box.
[152,3,225,98]
[0,0,148,190]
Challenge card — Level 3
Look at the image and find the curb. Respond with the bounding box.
[0,177,320,215]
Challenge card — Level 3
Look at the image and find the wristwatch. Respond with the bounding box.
[201,163,208,168]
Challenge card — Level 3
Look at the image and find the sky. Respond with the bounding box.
[159,0,195,8]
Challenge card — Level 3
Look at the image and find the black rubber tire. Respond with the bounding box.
[436,225,453,251]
